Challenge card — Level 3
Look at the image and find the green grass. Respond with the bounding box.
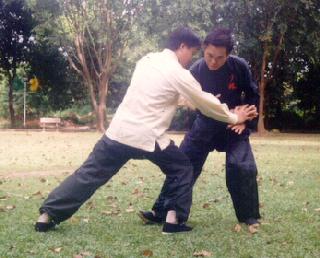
[0,132,319,258]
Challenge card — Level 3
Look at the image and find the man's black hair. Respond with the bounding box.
[165,27,201,51]
[204,28,234,54]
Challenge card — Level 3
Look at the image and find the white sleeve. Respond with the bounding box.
[172,68,238,124]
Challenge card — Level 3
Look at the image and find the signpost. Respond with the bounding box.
[23,80,26,128]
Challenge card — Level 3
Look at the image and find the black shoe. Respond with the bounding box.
[138,210,165,224]
[162,223,192,234]
[35,221,56,232]
[245,218,260,226]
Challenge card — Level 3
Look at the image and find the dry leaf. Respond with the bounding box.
[101,210,112,216]
[69,216,80,224]
[32,191,43,196]
[126,205,135,213]
[40,178,47,183]
[86,201,95,210]
[193,250,212,257]
[132,188,140,195]
[202,203,210,209]
[234,224,242,233]
[142,249,153,257]
[82,218,89,223]
[102,210,120,216]
[314,208,320,212]
[49,247,62,253]
[73,251,92,258]
[0,206,5,212]
[0,195,8,200]
[106,196,114,201]
[6,205,16,210]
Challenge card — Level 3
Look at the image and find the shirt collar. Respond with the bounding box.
[162,48,179,62]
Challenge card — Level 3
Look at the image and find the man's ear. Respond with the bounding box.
[179,43,186,50]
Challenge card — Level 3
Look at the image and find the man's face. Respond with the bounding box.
[177,44,199,68]
[204,44,228,70]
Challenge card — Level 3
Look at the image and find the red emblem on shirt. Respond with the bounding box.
[228,74,237,90]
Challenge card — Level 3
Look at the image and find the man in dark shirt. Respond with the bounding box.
[139,28,261,228]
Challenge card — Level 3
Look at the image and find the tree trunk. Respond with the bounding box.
[257,46,268,134]
[7,72,15,128]
[96,78,109,132]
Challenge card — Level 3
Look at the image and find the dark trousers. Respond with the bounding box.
[152,133,261,222]
[40,135,193,223]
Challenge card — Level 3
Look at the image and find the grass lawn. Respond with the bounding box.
[0,131,319,258]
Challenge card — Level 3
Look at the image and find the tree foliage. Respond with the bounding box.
[0,0,34,127]
[34,0,146,131]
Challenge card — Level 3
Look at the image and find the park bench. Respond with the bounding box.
[39,117,61,131]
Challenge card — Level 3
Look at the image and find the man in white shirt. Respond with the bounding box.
[35,27,258,234]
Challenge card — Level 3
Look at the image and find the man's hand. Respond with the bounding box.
[227,123,246,135]
[233,105,258,124]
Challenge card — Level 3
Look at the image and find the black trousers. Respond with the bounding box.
[40,135,193,223]
[152,132,261,222]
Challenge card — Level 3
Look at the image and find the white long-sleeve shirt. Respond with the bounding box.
[106,49,238,152]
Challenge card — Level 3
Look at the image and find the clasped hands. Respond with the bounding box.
[228,105,258,135]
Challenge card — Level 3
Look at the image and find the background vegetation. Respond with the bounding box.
[0,0,320,131]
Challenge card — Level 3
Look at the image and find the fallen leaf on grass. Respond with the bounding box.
[202,203,210,209]
[106,196,117,202]
[126,204,135,213]
[101,210,112,216]
[6,205,16,210]
[69,216,80,224]
[49,247,62,253]
[142,249,153,256]
[73,251,92,258]
[32,191,43,197]
[233,224,242,233]
[39,178,47,183]
[101,210,120,216]
[193,250,212,257]
[287,181,294,186]
[0,195,9,200]
[314,208,320,212]
[85,201,95,210]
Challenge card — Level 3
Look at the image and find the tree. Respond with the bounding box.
[210,0,320,133]
[36,0,145,132]
[0,0,34,127]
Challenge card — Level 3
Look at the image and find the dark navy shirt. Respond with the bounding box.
[186,55,260,151]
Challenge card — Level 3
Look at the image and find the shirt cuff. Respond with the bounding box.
[229,113,238,124]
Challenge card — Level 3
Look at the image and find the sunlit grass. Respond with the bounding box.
[0,132,319,257]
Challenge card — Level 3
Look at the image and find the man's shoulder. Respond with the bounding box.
[190,58,206,70]
[227,55,250,71]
